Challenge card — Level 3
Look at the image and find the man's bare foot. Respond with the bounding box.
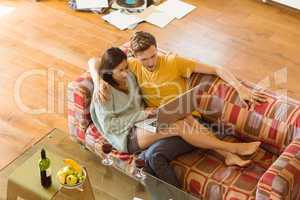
[235,141,261,156]
[225,153,251,167]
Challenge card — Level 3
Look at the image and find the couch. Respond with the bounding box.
[67,45,300,200]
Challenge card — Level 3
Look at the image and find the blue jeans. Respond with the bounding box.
[139,136,196,188]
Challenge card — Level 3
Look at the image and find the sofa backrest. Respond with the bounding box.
[190,73,300,155]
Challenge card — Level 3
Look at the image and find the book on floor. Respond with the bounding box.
[75,0,108,9]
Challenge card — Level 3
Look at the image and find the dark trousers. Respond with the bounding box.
[139,136,196,188]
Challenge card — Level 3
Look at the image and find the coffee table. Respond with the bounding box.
[0,128,198,200]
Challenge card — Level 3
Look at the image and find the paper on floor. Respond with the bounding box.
[102,10,143,30]
[157,0,196,19]
[136,5,175,28]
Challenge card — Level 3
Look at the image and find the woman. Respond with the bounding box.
[90,47,261,167]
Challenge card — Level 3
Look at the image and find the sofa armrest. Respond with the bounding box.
[67,72,94,144]
[256,138,300,200]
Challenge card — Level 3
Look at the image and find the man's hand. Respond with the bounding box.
[144,107,157,118]
[193,63,269,109]
[88,58,111,103]
[237,85,269,108]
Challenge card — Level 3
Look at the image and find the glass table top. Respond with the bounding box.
[0,128,198,200]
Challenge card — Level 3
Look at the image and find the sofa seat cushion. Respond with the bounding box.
[171,136,278,200]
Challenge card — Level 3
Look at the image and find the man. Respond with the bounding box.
[89,31,267,187]
[98,31,267,107]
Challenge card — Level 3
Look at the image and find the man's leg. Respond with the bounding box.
[139,136,196,188]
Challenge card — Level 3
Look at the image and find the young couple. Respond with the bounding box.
[89,31,267,187]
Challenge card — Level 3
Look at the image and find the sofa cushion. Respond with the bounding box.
[190,73,300,155]
[171,136,278,200]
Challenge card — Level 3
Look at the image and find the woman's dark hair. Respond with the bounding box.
[98,47,127,86]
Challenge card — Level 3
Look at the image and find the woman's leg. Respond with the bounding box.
[183,116,253,166]
[172,116,261,156]
[135,127,252,167]
[136,120,260,156]
[214,149,251,167]
[135,116,260,166]
[135,128,177,150]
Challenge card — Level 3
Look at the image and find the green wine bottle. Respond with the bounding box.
[39,148,52,188]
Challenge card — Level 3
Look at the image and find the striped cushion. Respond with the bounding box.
[190,73,300,155]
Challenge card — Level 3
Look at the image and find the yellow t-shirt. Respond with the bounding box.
[128,53,198,107]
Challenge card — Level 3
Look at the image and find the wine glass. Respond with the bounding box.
[134,158,146,180]
[102,143,113,166]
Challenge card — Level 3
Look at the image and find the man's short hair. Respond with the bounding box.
[130,31,157,53]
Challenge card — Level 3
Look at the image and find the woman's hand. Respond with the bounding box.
[88,58,111,102]
[88,58,100,70]
[93,79,111,102]
[144,107,157,118]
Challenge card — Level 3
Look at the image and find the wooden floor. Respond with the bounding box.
[0,0,299,170]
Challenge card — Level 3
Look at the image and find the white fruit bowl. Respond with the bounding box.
[57,167,87,190]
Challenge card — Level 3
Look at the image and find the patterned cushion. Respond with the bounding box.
[171,136,278,200]
[190,73,300,155]
[257,138,300,200]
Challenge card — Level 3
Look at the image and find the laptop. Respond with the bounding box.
[135,84,201,133]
